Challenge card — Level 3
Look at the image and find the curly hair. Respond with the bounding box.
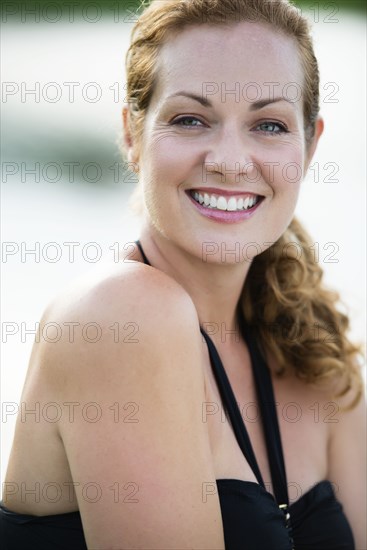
[122,0,364,409]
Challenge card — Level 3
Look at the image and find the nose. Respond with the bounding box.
[203,124,258,185]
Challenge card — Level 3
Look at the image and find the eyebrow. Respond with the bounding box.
[166,91,212,107]
[165,91,295,110]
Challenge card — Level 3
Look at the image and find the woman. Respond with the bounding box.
[1,0,365,548]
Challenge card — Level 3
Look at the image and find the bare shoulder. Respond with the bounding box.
[327,377,366,455]
[327,380,366,549]
[327,375,366,444]
[29,258,202,397]
[28,262,224,548]
[44,258,198,333]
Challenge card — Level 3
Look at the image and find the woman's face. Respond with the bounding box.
[133,22,320,262]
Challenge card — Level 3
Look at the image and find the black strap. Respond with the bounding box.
[135,238,289,505]
[200,325,266,489]
[237,308,289,506]
[135,239,151,266]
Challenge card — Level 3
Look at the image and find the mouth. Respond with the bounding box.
[186,189,265,212]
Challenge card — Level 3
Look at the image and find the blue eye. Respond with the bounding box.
[255,121,288,134]
[171,116,204,127]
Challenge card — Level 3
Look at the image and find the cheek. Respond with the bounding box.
[254,146,304,246]
[140,137,190,233]
[143,134,194,185]
[260,144,304,197]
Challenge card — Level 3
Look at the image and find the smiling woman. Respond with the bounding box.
[1,0,366,549]
[133,19,305,242]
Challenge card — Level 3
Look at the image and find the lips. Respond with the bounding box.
[185,189,264,223]
[186,189,264,212]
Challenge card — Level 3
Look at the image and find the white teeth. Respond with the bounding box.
[227,197,237,211]
[217,196,227,210]
[190,191,259,211]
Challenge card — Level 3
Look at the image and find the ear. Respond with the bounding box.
[122,104,139,168]
[304,116,324,172]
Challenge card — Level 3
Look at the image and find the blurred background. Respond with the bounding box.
[1,0,366,488]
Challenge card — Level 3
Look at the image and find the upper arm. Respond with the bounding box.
[36,265,225,549]
[327,385,366,549]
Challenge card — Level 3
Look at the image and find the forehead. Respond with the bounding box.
[153,22,303,104]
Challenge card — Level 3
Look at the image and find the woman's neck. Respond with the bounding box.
[138,224,253,345]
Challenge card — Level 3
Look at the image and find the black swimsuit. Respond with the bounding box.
[0,240,355,549]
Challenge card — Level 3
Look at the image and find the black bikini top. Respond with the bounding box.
[134,239,355,550]
[0,239,355,550]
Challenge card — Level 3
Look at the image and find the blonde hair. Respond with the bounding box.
[122,0,364,408]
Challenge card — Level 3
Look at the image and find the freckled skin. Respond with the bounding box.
[136,22,312,261]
